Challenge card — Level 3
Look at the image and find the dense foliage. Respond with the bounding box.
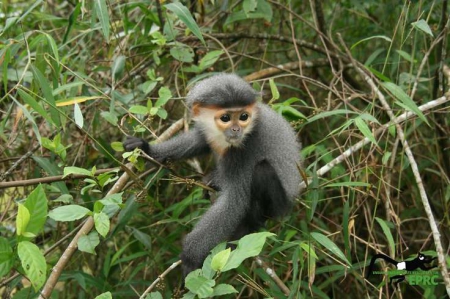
[0,1,449,298]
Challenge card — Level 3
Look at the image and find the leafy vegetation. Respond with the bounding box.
[1,1,449,298]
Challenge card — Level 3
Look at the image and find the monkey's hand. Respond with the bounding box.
[123,136,151,155]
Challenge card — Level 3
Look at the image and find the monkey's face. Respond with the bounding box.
[193,103,257,154]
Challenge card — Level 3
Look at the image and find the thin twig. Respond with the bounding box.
[255,257,290,296]
[139,260,183,299]
[0,168,119,189]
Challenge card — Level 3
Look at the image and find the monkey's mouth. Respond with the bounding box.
[226,137,243,146]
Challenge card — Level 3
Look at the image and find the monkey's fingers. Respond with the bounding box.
[123,136,151,154]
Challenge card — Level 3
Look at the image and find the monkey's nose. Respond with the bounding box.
[231,125,240,132]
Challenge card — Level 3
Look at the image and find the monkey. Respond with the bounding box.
[366,252,437,286]
[124,73,301,278]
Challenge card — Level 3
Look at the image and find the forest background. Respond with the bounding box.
[0,1,449,298]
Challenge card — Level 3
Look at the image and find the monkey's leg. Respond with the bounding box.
[181,189,248,278]
[251,159,291,219]
[390,275,405,288]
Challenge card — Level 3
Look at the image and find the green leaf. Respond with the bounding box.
[132,228,152,250]
[165,3,205,45]
[145,292,163,299]
[170,45,194,63]
[74,102,84,129]
[256,0,273,22]
[185,269,215,298]
[17,88,52,124]
[354,117,378,146]
[243,0,257,15]
[31,66,60,127]
[325,181,371,188]
[198,50,224,70]
[94,292,112,299]
[99,193,123,205]
[212,284,238,296]
[63,3,81,43]
[155,87,172,107]
[23,185,48,237]
[366,66,391,82]
[42,32,61,76]
[211,248,231,271]
[351,35,392,50]
[0,237,14,277]
[181,291,196,299]
[54,194,73,204]
[299,242,317,279]
[375,217,395,256]
[269,78,280,101]
[17,241,46,292]
[16,204,30,236]
[11,97,42,143]
[411,19,433,37]
[111,141,124,152]
[112,55,126,82]
[150,107,159,116]
[225,0,273,25]
[94,0,110,41]
[129,105,149,115]
[94,212,110,238]
[222,232,274,271]
[382,151,392,165]
[381,82,429,125]
[100,111,119,126]
[310,232,351,266]
[141,81,158,95]
[202,243,226,279]
[78,231,100,254]
[307,109,357,123]
[63,166,94,178]
[156,108,168,119]
[395,50,415,63]
[48,205,91,221]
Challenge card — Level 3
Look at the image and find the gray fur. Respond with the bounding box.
[186,73,259,108]
[124,73,301,278]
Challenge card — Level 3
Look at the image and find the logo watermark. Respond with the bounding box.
[372,270,440,286]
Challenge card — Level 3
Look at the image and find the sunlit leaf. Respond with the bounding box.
[94,0,110,41]
[311,232,351,266]
[18,241,46,291]
[48,205,91,221]
[411,19,433,37]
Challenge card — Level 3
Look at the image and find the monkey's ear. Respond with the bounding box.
[123,136,151,155]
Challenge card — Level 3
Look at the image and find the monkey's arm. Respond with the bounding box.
[124,127,211,162]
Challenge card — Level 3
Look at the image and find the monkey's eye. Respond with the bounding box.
[239,113,249,121]
[220,114,231,122]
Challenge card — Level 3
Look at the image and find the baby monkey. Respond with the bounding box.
[124,73,301,277]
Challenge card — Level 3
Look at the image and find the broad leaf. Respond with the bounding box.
[78,231,100,254]
[18,241,46,291]
[48,205,90,221]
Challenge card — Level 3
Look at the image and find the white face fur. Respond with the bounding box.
[193,104,257,155]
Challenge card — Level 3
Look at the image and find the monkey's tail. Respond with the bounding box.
[366,254,398,279]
